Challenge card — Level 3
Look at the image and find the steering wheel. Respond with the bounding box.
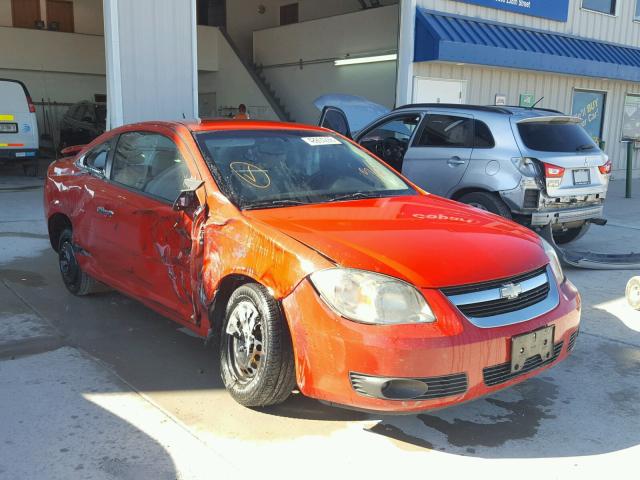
[378,137,407,170]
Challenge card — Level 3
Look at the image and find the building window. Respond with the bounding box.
[197,0,226,27]
[582,0,616,15]
[280,3,299,26]
[572,90,606,144]
[636,0,640,19]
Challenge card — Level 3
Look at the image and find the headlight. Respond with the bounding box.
[309,268,435,325]
[511,157,541,177]
[540,238,564,284]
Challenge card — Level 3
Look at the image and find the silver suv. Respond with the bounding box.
[319,102,611,244]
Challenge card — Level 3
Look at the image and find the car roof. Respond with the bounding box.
[184,119,328,133]
[394,103,564,118]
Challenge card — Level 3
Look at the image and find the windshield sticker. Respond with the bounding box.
[301,137,342,146]
[230,162,271,188]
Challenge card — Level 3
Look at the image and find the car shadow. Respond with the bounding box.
[2,235,640,459]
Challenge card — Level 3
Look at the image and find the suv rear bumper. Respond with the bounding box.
[530,204,604,226]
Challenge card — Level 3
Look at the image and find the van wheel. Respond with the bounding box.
[220,283,296,407]
[58,229,100,296]
[553,223,590,245]
[459,192,512,219]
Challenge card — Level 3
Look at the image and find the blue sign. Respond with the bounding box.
[452,0,569,22]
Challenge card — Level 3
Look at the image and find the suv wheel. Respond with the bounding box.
[220,283,296,407]
[459,192,512,219]
[553,223,590,245]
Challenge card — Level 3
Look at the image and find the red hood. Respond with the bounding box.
[245,195,548,288]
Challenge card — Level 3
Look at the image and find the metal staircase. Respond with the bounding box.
[218,29,293,122]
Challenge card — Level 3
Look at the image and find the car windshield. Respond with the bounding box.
[195,130,416,209]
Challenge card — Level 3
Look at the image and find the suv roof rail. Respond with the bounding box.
[500,105,564,114]
[395,103,513,114]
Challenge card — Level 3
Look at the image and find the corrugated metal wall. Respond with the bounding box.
[414,62,640,177]
[417,0,640,46]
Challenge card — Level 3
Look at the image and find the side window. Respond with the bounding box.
[360,115,421,146]
[111,132,190,202]
[474,120,495,148]
[74,104,89,121]
[415,114,473,148]
[83,141,111,173]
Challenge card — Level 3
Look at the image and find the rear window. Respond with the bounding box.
[0,81,29,113]
[517,122,597,153]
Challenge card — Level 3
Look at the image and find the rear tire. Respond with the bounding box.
[459,192,512,219]
[58,229,100,296]
[553,223,590,245]
[220,283,296,407]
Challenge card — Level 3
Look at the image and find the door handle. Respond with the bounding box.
[97,206,114,217]
[447,156,467,166]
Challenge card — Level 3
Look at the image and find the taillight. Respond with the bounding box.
[598,159,612,175]
[544,163,565,178]
[26,95,36,113]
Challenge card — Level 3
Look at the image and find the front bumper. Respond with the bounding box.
[282,277,580,413]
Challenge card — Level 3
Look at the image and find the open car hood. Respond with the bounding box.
[314,94,389,135]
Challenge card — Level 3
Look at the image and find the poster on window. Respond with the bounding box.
[622,94,640,141]
[572,90,605,143]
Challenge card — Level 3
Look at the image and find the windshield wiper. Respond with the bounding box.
[243,199,310,210]
[327,192,392,203]
[576,144,595,151]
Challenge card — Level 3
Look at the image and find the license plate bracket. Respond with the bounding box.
[510,326,555,374]
[572,168,591,186]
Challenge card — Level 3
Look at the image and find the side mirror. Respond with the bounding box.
[173,178,204,212]
[61,144,86,157]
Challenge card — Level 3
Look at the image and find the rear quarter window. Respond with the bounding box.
[0,81,29,113]
[517,122,597,152]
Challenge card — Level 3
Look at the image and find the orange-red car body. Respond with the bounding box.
[44,120,580,413]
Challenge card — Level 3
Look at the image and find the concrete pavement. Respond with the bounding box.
[0,175,639,480]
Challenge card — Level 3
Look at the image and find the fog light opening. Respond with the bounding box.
[380,379,429,400]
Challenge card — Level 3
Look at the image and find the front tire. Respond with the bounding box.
[220,283,296,407]
[459,192,512,219]
[58,229,99,296]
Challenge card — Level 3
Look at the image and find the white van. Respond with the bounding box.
[0,79,39,160]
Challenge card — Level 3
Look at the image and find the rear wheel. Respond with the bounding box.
[58,229,100,296]
[553,223,590,245]
[220,283,296,407]
[459,192,512,219]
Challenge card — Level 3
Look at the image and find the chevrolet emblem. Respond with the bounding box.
[500,283,523,300]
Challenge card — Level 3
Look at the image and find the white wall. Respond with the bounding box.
[226,0,397,60]
[0,0,103,34]
[104,0,198,127]
[414,62,640,177]
[417,0,640,46]
[253,5,398,123]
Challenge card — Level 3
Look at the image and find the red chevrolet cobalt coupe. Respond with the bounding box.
[44,120,580,413]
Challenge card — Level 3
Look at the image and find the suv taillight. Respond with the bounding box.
[598,159,612,175]
[544,163,565,178]
[26,95,36,113]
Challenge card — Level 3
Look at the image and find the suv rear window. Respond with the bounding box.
[517,122,597,152]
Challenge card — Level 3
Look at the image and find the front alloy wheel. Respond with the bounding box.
[219,283,296,407]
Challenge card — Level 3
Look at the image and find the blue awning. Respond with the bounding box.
[415,9,640,83]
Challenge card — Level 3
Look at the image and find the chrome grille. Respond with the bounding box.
[441,266,559,328]
[483,342,563,386]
